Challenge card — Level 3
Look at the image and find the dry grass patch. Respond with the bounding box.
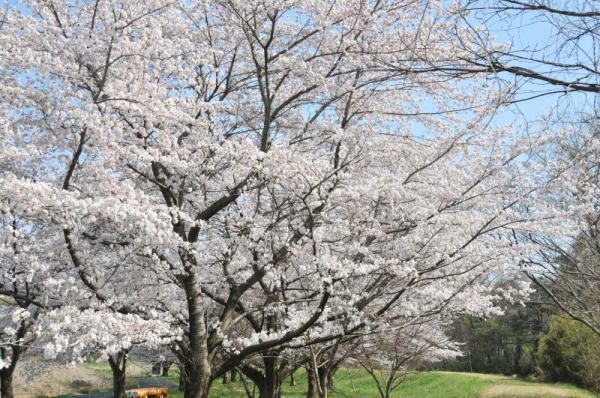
[481,383,588,398]
[433,372,597,398]
[15,359,111,398]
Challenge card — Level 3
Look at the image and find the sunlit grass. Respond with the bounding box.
[162,370,599,398]
[62,366,599,398]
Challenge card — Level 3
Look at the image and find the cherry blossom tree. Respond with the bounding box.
[0,304,38,398]
[0,1,569,398]
[524,118,600,337]
[40,307,175,398]
[354,321,459,398]
[0,116,64,398]
[459,0,600,102]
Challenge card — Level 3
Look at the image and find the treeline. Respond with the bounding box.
[437,116,600,392]
[436,289,600,392]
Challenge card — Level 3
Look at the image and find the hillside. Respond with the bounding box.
[174,370,599,398]
[15,363,599,398]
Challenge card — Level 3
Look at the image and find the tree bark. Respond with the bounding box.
[258,355,281,398]
[306,366,316,398]
[240,357,283,398]
[0,329,26,398]
[0,368,15,398]
[178,361,187,392]
[183,271,212,398]
[162,362,171,377]
[327,365,338,390]
[317,367,329,398]
[108,351,128,398]
[183,343,212,398]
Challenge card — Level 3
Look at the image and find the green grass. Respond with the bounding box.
[160,370,599,398]
[388,372,492,398]
[82,361,149,378]
[82,361,114,378]
[80,364,599,398]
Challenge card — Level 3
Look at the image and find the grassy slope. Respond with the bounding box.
[162,370,598,398]
[72,363,598,398]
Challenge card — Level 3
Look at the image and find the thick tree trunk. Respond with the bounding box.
[222,370,230,384]
[317,367,329,398]
[306,366,316,398]
[178,362,187,392]
[183,272,212,398]
[0,338,25,398]
[230,369,238,382]
[0,368,15,398]
[258,385,281,398]
[318,387,329,398]
[162,362,171,377]
[240,357,283,398]
[108,351,128,398]
[258,356,281,398]
[327,365,338,390]
[185,372,211,398]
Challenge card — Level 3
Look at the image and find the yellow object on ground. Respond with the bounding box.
[125,387,170,398]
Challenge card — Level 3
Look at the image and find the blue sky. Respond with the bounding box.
[4,0,593,129]
[470,4,596,127]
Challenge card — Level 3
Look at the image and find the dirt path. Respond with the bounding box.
[436,372,594,398]
[481,383,586,398]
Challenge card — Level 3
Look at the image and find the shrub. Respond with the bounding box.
[536,316,600,392]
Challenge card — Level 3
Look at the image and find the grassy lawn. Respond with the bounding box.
[161,370,598,398]
[67,364,599,398]
[82,361,149,380]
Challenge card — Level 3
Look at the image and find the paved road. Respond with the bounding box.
[63,379,178,398]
